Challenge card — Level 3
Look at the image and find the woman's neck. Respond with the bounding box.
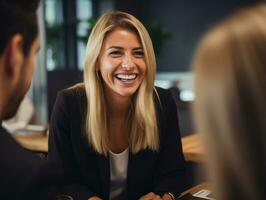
[105,91,131,118]
[109,98,131,119]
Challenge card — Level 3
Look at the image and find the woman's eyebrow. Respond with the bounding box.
[107,46,123,50]
[133,47,143,50]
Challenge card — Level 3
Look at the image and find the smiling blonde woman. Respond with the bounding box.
[49,11,186,200]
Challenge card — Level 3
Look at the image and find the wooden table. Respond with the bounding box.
[181,134,204,162]
[13,133,48,153]
[13,133,204,161]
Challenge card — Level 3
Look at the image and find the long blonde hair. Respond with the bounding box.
[193,3,266,200]
[83,11,158,155]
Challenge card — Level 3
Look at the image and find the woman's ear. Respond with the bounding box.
[5,34,24,77]
[95,59,100,71]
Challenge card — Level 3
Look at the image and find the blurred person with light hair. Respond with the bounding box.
[193,3,266,200]
[49,11,187,200]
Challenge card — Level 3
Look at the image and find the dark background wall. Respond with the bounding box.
[46,0,261,133]
[114,0,261,72]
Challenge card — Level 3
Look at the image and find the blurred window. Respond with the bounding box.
[77,0,93,70]
[44,0,65,70]
[44,0,94,71]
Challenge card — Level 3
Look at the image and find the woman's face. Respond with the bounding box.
[98,27,147,100]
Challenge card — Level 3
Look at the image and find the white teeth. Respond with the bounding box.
[116,74,137,80]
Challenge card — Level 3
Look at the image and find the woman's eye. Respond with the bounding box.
[133,51,144,57]
[110,51,122,57]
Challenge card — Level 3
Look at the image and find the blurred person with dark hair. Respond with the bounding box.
[193,3,266,200]
[0,0,61,199]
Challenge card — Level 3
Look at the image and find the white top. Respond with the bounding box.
[109,148,129,200]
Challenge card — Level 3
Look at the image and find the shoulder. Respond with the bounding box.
[56,82,86,104]
[0,126,43,170]
[154,86,175,109]
[0,126,19,148]
[59,82,86,99]
[154,86,172,99]
[52,83,87,118]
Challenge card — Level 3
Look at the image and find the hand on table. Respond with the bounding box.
[139,192,162,200]
[162,193,175,200]
[88,196,102,200]
[88,192,173,200]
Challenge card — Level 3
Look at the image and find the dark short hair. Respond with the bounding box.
[0,0,40,55]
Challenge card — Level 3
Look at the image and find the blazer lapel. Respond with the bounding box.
[127,152,141,200]
[98,154,110,200]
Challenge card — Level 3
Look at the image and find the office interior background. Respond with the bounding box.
[27,0,260,136]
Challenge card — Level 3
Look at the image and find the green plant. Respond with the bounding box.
[146,21,172,56]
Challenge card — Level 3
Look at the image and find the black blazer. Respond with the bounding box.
[0,126,61,200]
[48,85,186,200]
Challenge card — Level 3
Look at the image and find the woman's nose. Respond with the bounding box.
[121,55,135,70]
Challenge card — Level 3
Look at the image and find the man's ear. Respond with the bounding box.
[5,34,24,77]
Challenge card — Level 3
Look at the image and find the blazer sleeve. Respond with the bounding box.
[152,89,187,197]
[48,91,98,200]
